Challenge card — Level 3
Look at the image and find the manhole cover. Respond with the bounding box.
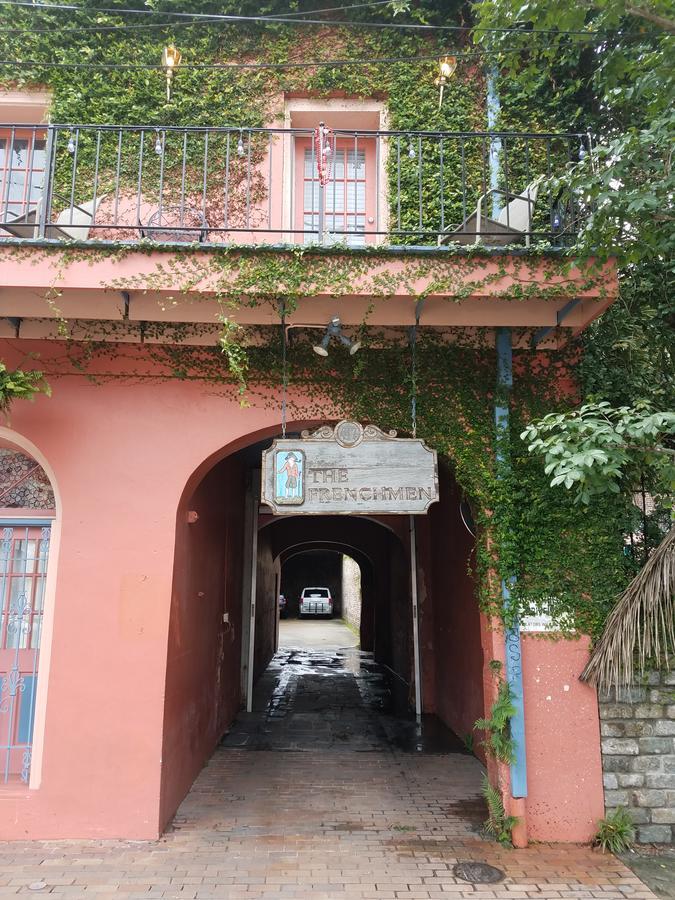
[453,862,505,884]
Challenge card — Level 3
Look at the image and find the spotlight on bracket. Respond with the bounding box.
[312,315,361,357]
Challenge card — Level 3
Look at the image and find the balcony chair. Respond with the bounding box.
[139,205,209,243]
[438,179,541,248]
[1,194,105,241]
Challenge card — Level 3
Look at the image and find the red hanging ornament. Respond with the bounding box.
[314,123,334,187]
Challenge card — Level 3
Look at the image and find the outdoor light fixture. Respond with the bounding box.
[154,129,163,155]
[161,45,182,102]
[408,139,417,159]
[434,55,457,108]
[66,133,76,154]
[312,316,361,357]
[237,129,246,158]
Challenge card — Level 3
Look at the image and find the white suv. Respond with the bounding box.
[299,587,333,617]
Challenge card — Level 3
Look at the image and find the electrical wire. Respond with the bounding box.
[245,0,393,14]
[3,18,400,37]
[0,0,651,38]
[263,0,391,15]
[0,48,528,70]
[0,0,395,33]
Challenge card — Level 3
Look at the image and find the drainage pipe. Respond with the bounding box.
[495,327,528,845]
[486,68,503,219]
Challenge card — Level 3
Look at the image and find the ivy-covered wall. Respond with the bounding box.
[2,2,497,241]
[37,319,633,640]
[3,1,479,131]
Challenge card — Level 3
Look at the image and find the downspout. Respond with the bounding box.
[486,68,503,218]
[495,326,528,847]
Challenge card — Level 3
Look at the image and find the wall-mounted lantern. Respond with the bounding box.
[161,45,182,102]
[434,56,457,108]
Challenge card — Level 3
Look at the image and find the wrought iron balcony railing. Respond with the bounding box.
[0,124,588,249]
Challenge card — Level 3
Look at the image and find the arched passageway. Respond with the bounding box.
[160,429,483,832]
[263,514,409,684]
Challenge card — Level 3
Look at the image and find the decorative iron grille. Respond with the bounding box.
[0,449,55,510]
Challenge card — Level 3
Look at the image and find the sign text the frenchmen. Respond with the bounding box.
[261,421,439,516]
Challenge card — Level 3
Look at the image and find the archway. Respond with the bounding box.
[262,514,410,688]
[160,427,483,832]
[278,545,371,647]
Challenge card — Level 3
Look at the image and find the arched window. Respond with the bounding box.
[0,447,55,784]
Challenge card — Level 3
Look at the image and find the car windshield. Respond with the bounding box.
[304,588,329,597]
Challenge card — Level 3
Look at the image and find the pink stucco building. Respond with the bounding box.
[0,87,618,844]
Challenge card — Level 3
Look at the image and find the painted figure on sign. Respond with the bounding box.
[277,451,302,498]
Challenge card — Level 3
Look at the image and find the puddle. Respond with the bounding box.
[445,795,488,823]
[222,645,472,755]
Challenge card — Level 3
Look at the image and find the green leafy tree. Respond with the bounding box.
[522,402,674,687]
[580,263,675,409]
[470,0,674,535]
[521,402,675,507]
[472,0,675,266]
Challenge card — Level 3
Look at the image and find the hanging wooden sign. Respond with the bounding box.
[261,421,439,515]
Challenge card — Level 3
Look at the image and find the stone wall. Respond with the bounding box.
[341,554,361,634]
[600,669,675,844]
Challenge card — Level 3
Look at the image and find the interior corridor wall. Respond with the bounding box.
[371,530,411,708]
[419,463,483,745]
[160,456,246,830]
[341,555,361,632]
[253,528,280,683]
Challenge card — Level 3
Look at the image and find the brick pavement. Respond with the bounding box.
[0,749,657,900]
[0,638,658,900]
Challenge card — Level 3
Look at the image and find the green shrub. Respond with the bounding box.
[0,363,50,416]
[593,808,635,853]
[482,775,518,846]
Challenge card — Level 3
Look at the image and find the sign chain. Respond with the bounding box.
[280,300,287,438]
[410,320,418,439]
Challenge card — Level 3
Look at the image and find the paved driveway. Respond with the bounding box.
[0,635,657,900]
[278,619,358,651]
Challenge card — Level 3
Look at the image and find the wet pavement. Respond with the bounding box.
[221,623,469,755]
[621,850,675,899]
[278,619,358,651]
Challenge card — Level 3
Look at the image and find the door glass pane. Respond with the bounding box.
[347,150,365,179]
[0,135,46,220]
[302,146,368,246]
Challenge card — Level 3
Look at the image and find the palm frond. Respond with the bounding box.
[581,525,674,692]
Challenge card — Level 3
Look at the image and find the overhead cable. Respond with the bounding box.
[0,0,652,38]
[0,48,528,70]
[0,0,395,31]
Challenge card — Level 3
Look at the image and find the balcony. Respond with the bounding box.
[0,124,588,249]
[0,123,616,349]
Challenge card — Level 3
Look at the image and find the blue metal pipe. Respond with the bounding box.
[486,68,503,219]
[495,326,527,799]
